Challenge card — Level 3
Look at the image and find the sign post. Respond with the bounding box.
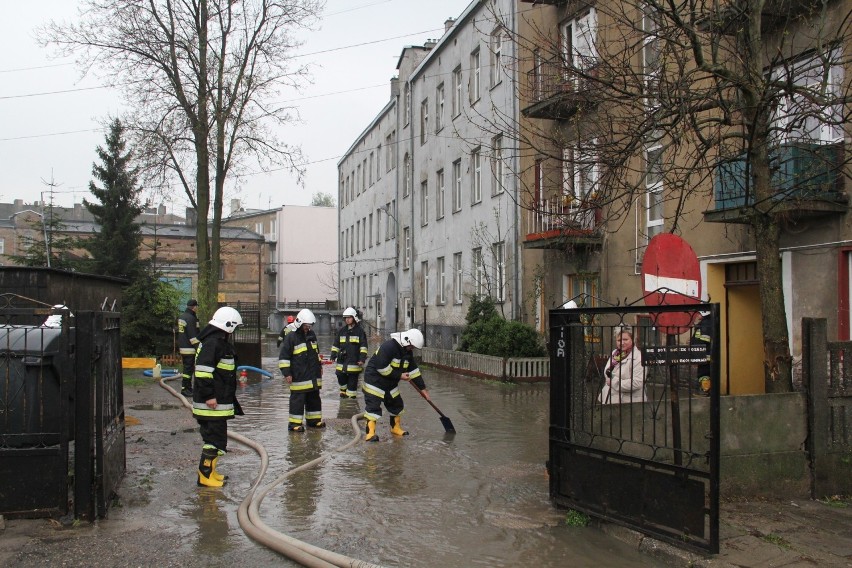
[641,234,702,466]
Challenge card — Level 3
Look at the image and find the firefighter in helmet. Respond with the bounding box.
[177,299,200,396]
[331,307,368,399]
[278,309,325,431]
[193,306,243,487]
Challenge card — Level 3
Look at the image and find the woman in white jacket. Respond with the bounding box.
[599,326,647,405]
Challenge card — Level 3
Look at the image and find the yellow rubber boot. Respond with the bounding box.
[198,447,224,487]
[390,415,408,436]
[365,419,379,442]
[210,454,228,482]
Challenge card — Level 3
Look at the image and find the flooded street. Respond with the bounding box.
[189,340,664,567]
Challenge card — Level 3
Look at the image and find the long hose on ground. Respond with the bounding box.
[155,369,382,568]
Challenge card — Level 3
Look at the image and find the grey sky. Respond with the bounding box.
[0,0,470,213]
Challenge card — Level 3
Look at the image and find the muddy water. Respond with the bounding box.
[203,343,663,568]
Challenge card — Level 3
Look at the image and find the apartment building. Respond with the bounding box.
[338,0,521,346]
[517,0,852,393]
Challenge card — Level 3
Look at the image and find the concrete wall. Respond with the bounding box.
[592,392,810,498]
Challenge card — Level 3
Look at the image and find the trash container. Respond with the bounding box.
[0,326,67,447]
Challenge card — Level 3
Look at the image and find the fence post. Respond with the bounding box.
[802,317,828,499]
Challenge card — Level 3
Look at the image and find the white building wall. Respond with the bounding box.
[337,0,520,343]
[276,205,337,303]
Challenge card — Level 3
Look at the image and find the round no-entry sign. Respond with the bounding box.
[641,234,701,333]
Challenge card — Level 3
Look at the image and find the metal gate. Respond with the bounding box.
[0,296,125,520]
[548,301,720,554]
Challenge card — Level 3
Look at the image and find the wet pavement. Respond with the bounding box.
[1,354,663,568]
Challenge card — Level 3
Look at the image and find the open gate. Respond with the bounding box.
[548,302,720,554]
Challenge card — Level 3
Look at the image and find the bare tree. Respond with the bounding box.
[478,0,852,392]
[40,0,322,319]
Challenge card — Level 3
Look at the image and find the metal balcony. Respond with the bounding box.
[522,57,599,120]
[523,196,603,249]
[705,142,847,223]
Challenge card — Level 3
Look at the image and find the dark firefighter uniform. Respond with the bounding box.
[691,312,713,395]
[363,338,426,440]
[178,302,200,394]
[331,321,368,398]
[278,326,324,430]
[192,323,243,486]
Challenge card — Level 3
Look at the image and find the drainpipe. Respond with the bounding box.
[408,76,416,325]
[510,3,520,321]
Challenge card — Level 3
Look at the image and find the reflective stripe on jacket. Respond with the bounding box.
[278,326,322,390]
[177,308,200,355]
[364,338,426,391]
[192,326,239,421]
[332,323,368,373]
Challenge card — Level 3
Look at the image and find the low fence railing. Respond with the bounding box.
[420,347,549,382]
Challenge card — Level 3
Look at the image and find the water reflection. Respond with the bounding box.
[219,349,663,567]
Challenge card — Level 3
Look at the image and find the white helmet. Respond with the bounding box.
[210,307,243,333]
[295,308,316,326]
[391,328,424,349]
[342,306,359,321]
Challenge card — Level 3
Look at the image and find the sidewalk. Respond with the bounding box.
[601,496,852,567]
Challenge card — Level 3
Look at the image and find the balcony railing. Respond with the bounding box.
[524,196,602,248]
[522,56,599,120]
[708,142,847,222]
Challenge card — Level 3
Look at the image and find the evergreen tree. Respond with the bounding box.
[82,119,145,278]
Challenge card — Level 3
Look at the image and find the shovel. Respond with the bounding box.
[409,381,456,433]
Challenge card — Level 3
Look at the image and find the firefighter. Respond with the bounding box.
[276,315,296,348]
[192,306,243,487]
[691,311,713,395]
[278,308,324,431]
[331,307,368,399]
[362,328,429,442]
[177,299,200,396]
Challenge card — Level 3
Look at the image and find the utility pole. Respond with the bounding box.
[39,172,60,269]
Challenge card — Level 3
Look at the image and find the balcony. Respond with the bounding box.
[705,142,847,223]
[519,0,569,4]
[522,57,599,120]
[523,196,603,250]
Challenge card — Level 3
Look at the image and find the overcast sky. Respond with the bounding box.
[0,0,471,214]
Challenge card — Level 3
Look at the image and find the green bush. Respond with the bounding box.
[459,296,545,358]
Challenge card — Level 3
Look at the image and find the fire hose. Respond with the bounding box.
[156,368,383,568]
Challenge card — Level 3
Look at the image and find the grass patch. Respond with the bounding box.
[819,495,850,508]
[762,533,790,548]
[564,509,591,527]
[123,376,148,387]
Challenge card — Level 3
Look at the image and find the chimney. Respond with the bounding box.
[185,207,197,227]
[444,18,455,33]
[13,199,23,208]
[390,76,400,99]
[230,199,241,215]
[158,204,166,216]
[424,39,437,49]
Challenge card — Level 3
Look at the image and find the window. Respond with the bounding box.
[492,135,504,195]
[385,202,392,241]
[0,237,4,255]
[532,48,544,101]
[376,144,382,180]
[561,9,598,77]
[472,247,484,297]
[255,222,263,234]
[562,142,599,205]
[453,252,463,304]
[642,3,661,107]
[437,256,446,304]
[490,28,503,87]
[403,226,411,269]
[356,220,361,252]
[421,180,429,226]
[356,164,361,194]
[403,153,411,197]
[368,214,373,248]
[492,241,506,302]
[386,132,395,171]
[452,66,462,116]
[645,144,664,241]
[471,49,481,102]
[436,83,445,131]
[436,169,445,219]
[404,82,411,125]
[362,159,367,192]
[771,48,844,144]
[422,260,429,305]
[471,147,482,204]
[376,208,382,245]
[420,98,429,144]
[369,152,374,186]
[452,159,463,212]
[362,217,367,252]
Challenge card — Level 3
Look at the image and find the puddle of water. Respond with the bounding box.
[186,355,666,568]
[128,403,181,411]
